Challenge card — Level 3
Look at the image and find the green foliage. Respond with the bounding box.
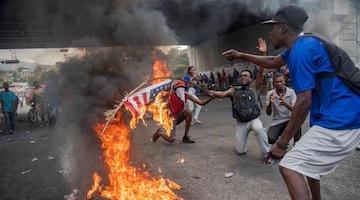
[165,47,189,77]
[166,48,189,68]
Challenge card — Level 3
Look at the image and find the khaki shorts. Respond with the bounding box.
[279,125,360,180]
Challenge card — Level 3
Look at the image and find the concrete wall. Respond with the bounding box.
[329,0,359,63]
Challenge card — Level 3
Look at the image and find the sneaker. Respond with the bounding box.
[357,144,360,150]
[152,128,162,142]
[192,119,202,124]
[8,130,13,134]
[264,157,276,164]
[183,136,195,143]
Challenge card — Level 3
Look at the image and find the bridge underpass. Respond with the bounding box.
[0,1,360,200]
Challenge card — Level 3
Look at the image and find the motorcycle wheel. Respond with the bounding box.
[28,108,37,123]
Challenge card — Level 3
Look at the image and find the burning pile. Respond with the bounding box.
[87,58,181,200]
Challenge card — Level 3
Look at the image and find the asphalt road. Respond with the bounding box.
[0,99,359,200]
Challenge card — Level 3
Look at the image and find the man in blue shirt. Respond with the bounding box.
[0,82,19,134]
[222,5,360,200]
[183,66,202,124]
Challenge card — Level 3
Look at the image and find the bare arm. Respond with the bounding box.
[208,88,235,98]
[14,96,19,113]
[188,95,213,106]
[278,91,312,145]
[266,101,272,115]
[280,100,294,111]
[222,50,286,69]
[265,91,273,115]
[0,100,3,112]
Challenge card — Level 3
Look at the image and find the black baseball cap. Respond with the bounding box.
[261,5,308,30]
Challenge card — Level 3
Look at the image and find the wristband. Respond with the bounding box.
[276,141,289,149]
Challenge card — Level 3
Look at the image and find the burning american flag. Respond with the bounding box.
[123,79,173,117]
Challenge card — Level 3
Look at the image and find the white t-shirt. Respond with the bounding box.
[266,87,297,126]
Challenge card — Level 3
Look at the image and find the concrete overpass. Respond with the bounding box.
[0,0,272,49]
[1,0,359,69]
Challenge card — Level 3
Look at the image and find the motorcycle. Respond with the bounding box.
[27,101,38,123]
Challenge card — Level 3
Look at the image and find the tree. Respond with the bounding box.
[166,47,189,77]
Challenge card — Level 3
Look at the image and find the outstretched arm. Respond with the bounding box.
[208,88,235,98]
[188,95,213,106]
[222,50,285,69]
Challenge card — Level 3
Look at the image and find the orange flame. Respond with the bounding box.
[127,57,174,136]
[149,57,173,136]
[87,58,180,199]
[152,57,172,83]
[87,121,182,200]
[125,90,174,138]
[147,91,174,136]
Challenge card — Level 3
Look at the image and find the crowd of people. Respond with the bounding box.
[151,5,360,200]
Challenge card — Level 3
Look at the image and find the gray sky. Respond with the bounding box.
[0,48,72,65]
[0,46,187,66]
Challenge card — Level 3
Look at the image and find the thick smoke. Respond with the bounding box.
[155,0,294,44]
[40,46,166,196]
[43,47,162,124]
[26,0,301,46]
[36,0,178,46]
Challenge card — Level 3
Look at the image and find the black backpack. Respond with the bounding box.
[302,34,360,94]
[231,87,261,122]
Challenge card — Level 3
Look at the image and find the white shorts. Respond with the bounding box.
[279,125,360,180]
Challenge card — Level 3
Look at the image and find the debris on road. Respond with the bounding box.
[166,179,182,190]
[31,158,38,162]
[64,189,79,200]
[224,172,234,178]
[59,169,69,175]
[26,130,30,134]
[176,157,185,164]
[48,156,54,160]
[191,176,201,179]
[21,169,32,175]
[30,140,36,144]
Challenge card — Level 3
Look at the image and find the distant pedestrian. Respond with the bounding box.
[0,82,19,134]
[184,66,203,124]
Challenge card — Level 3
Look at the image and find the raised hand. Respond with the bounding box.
[270,92,275,103]
[256,37,267,54]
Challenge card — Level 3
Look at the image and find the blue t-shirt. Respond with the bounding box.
[281,36,360,130]
[0,91,18,112]
[183,74,191,91]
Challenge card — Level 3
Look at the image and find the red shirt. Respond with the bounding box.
[168,90,189,117]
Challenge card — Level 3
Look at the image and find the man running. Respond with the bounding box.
[152,80,213,143]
